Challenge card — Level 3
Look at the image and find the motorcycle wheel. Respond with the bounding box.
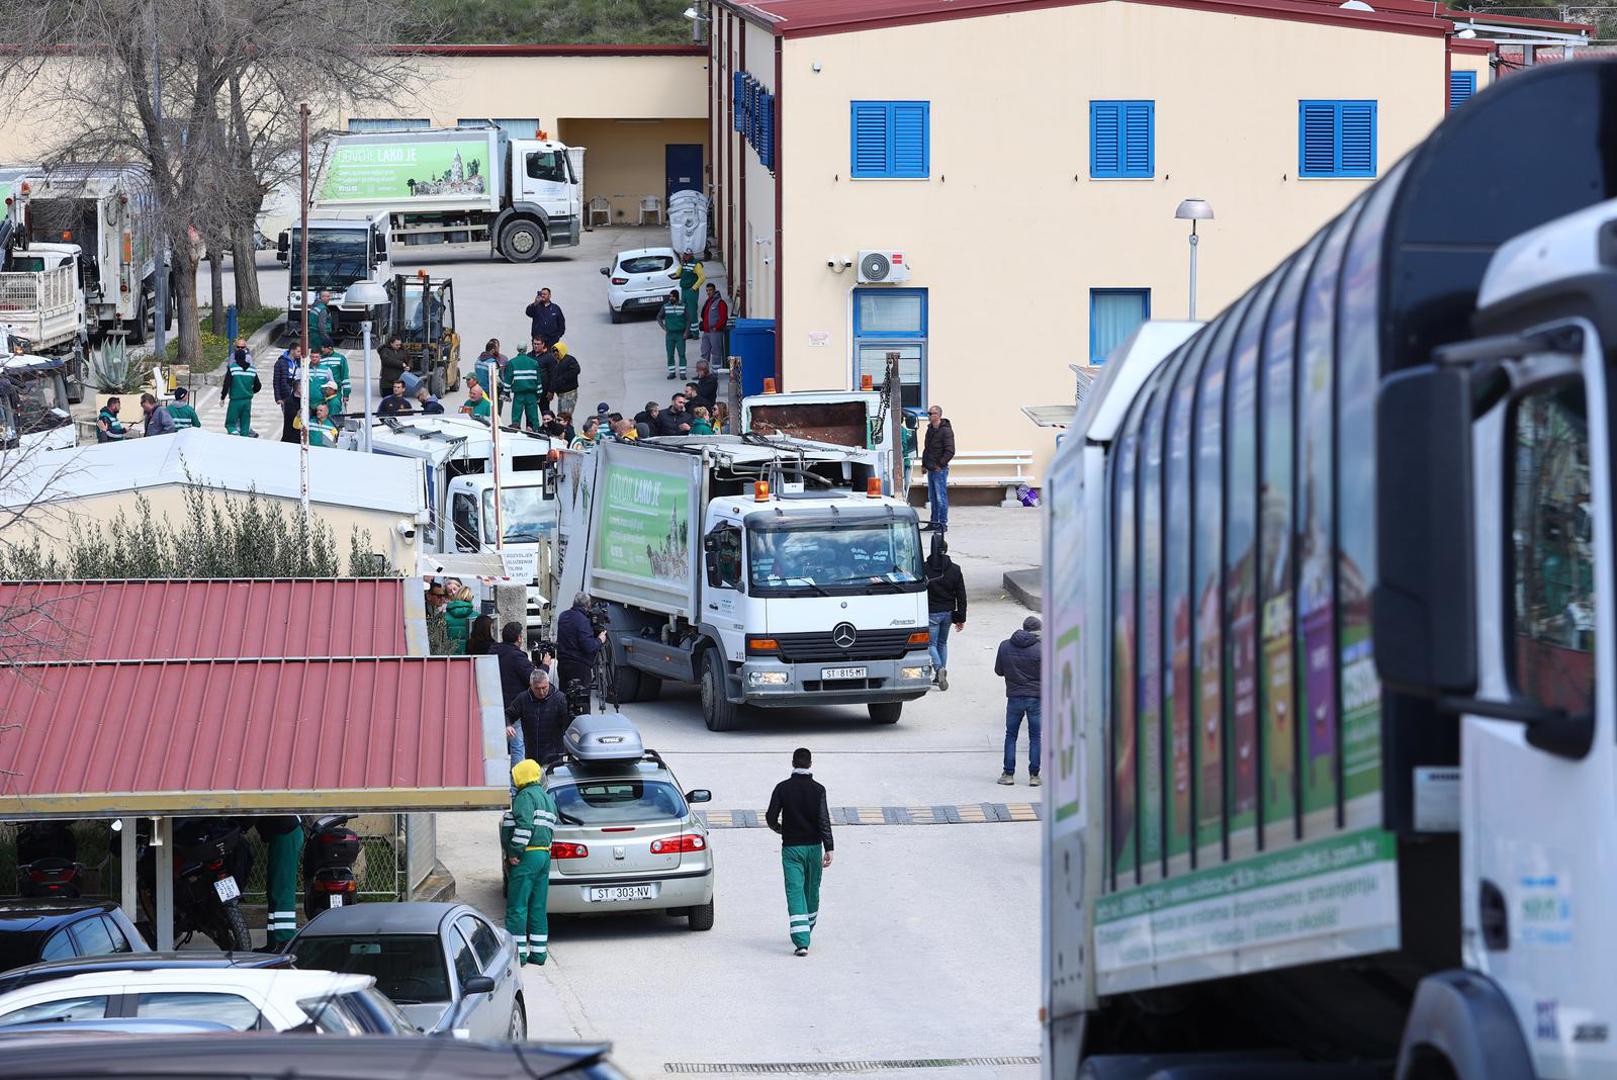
[206,902,252,952]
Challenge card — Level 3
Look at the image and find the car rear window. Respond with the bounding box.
[554,780,687,824]
[620,255,673,274]
[289,934,449,1005]
[0,929,49,970]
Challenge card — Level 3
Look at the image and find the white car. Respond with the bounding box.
[0,967,413,1035]
[601,247,681,323]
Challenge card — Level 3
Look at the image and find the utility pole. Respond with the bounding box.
[150,4,166,362]
[491,361,505,558]
[886,351,904,499]
[298,103,311,525]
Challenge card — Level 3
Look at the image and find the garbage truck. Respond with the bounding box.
[277,213,392,341]
[560,435,933,730]
[0,191,88,403]
[742,386,898,493]
[308,125,584,263]
[1043,60,1617,1080]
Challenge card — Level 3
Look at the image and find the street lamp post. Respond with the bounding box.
[1174,198,1214,321]
[341,280,389,453]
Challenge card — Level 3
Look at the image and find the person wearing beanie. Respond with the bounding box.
[167,386,201,430]
[500,758,560,965]
[996,615,1044,786]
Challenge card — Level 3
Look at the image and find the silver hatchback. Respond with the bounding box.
[543,751,715,929]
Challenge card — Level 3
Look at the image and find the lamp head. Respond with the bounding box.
[343,280,390,307]
[1175,198,1214,221]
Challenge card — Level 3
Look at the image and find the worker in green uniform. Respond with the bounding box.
[502,758,559,965]
[657,290,689,380]
[167,387,201,430]
[766,747,835,956]
[316,345,351,410]
[504,345,541,432]
[307,291,335,351]
[305,359,335,414]
[461,381,493,422]
[308,401,339,447]
[221,346,261,438]
[679,251,703,338]
[255,817,304,946]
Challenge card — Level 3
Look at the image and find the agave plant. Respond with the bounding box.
[88,338,153,394]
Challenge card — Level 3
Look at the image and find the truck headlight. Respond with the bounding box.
[748,671,790,686]
[901,665,932,681]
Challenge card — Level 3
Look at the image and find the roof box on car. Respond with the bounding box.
[563,712,644,763]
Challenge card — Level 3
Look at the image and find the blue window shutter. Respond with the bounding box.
[1448,70,1476,110]
[732,72,744,131]
[1299,101,1337,176]
[891,102,929,177]
[1091,102,1121,177]
[1337,101,1375,175]
[1123,102,1153,177]
[760,92,775,170]
[851,102,890,177]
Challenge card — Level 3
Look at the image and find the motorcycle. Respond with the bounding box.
[14,821,83,898]
[112,817,253,951]
[302,815,361,919]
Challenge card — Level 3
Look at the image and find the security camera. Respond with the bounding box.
[396,520,417,541]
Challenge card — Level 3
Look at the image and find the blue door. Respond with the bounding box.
[666,144,703,202]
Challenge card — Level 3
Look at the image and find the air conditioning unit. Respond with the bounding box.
[856,250,911,284]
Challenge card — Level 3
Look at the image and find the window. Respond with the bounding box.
[100,916,132,954]
[1192,317,1229,852]
[0,995,110,1025]
[458,915,502,970]
[619,254,675,275]
[347,118,430,133]
[1298,100,1377,179]
[1510,380,1594,716]
[453,493,480,553]
[1091,289,1150,364]
[1448,71,1477,111]
[67,915,115,957]
[1090,101,1154,179]
[850,101,930,179]
[707,524,743,589]
[1223,292,1262,837]
[450,927,481,984]
[748,520,923,596]
[289,935,452,1004]
[1110,394,1145,883]
[1138,383,1169,873]
[553,780,688,825]
[38,930,74,961]
[854,289,927,410]
[1164,353,1197,862]
[525,150,570,184]
[459,118,541,138]
[135,992,261,1031]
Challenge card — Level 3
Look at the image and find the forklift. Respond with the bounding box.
[385,270,461,396]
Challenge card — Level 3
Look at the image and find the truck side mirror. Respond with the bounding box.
[1371,364,1477,697]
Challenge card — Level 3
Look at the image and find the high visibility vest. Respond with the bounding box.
[226,365,259,401]
[506,351,539,394]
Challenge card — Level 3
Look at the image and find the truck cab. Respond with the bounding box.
[279,214,391,337]
[502,139,583,256]
[0,351,75,453]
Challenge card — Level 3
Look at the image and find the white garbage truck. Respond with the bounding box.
[1043,60,1617,1080]
[563,435,934,730]
[0,192,87,403]
[277,213,392,342]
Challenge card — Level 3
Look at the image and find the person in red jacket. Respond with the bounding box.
[699,283,729,369]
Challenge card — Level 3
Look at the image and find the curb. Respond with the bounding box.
[190,318,286,388]
[1002,568,1042,612]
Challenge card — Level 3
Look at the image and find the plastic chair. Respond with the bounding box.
[638,195,663,225]
[587,196,611,228]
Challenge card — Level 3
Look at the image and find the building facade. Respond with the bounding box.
[705,0,1515,486]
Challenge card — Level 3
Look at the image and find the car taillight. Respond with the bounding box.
[650,834,706,854]
[907,629,932,646]
[551,842,589,859]
[610,277,628,285]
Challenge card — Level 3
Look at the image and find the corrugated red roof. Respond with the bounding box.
[0,657,506,816]
[0,580,424,663]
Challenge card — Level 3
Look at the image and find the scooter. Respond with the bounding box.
[14,821,82,898]
[112,817,253,951]
[302,815,361,919]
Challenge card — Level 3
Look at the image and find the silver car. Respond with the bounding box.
[285,902,526,1040]
[544,750,715,929]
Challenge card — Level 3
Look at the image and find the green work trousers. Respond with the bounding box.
[263,826,303,946]
[682,289,699,336]
[225,399,254,437]
[665,332,687,374]
[782,844,823,949]
[506,847,551,965]
[511,393,540,431]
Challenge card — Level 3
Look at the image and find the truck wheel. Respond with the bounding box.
[868,702,902,725]
[687,897,715,931]
[430,370,446,398]
[609,649,643,704]
[128,294,148,345]
[499,221,545,263]
[639,675,662,702]
[701,651,739,732]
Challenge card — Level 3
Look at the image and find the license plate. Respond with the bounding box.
[329,893,344,908]
[213,876,240,902]
[822,666,867,680]
[587,883,658,903]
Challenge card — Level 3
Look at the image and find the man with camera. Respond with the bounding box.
[556,591,606,705]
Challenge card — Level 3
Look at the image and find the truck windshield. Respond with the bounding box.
[748,518,924,596]
[290,230,369,291]
[14,370,67,433]
[483,485,554,544]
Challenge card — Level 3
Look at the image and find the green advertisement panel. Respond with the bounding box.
[593,464,690,585]
[321,138,491,203]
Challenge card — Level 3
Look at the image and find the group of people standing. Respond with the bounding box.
[658,252,729,381]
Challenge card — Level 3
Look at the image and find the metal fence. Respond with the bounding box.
[0,265,76,317]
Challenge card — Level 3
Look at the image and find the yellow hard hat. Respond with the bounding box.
[512,759,542,787]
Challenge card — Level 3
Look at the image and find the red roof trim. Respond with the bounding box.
[1448,38,1496,55]
[395,43,707,57]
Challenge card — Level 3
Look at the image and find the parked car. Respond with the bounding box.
[0,1033,628,1079]
[0,900,147,973]
[285,902,525,1040]
[0,949,292,998]
[600,246,679,323]
[0,1017,239,1037]
[544,737,715,929]
[0,968,411,1034]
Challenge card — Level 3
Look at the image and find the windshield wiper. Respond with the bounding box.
[557,810,583,825]
[504,530,545,542]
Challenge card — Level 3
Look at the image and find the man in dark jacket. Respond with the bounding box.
[692,361,720,412]
[766,747,834,957]
[378,336,408,398]
[506,668,570,767]
[921,405,956,530]
[925,535,966,690]
[273,346,303,443]
[490,621,535,706]
[656,393,692,436]
[996,615,1043,786]
[525,287,565,344]
[555,592,604,699]
[550,342,580,419]
[535,339,558,415]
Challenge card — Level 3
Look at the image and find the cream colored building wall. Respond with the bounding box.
[557,117,709,223]
[765,3,1446,480]
[1450,51,1492,95]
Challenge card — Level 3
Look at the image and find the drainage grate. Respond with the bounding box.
[664,1056,1041,1074]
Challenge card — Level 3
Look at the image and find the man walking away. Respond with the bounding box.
[502,759,559,965]
[996,615,1043,786]
[505,344,541,431]
[490,621,535,706]
[699,284,728,369]
[525,287,565,345]
[255,817,303,947]
[556,592,604,702]
[507,668,570,768]
[140,392,175,437]
[658,290,689,379]
[925,535,966,691]
[274,346,303,443]
[551,342,581,420]
[167,386,201,431]
[767,748,834,957]
[922,404,955,530]
[222,346,261,437]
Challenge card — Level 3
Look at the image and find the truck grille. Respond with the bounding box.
[773,628,918,664]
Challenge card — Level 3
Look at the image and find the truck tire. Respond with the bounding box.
[499,221,545,263]
[701,650,740,732]
[128,294,148,345]
[868,702,903,724]
[608,648,643,704]
[638,674,662,702]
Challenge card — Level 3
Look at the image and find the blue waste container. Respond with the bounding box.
[728,318,777,397]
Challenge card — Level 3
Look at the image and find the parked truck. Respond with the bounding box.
[560,435,933,730]
[0,331,76,455]
[0,190,87,403]
[308,126,583,264]
[741,387,898,493]
[277,213,392,342]
[1043,60,1617,1080]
